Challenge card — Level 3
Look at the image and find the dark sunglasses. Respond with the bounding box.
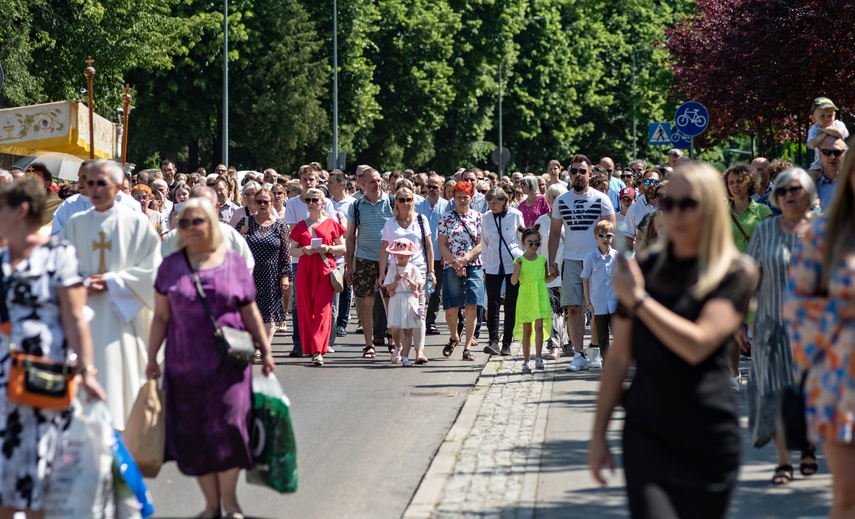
[526,241,541,247]
[426,185,440,190]
[178,217,206,229]
[304,197,320,204]
[569,168,588,175]
[397,198,413,203]
[620,174,634,179]
[86,179,110,188]
[820,149,844,157]
[642,179,661,186]
[273,191,286,196]
[255,199,271,205]
[659,196,699,213]
[597,233,615,239]
[774,185,803,197]
[133,194,148,201]
[215,168,227,173]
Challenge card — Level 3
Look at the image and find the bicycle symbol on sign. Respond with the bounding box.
[676,109,707,128]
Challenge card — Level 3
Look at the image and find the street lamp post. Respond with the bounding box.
[630,46,652,162]
[223,0,229,168]
[333,0,340,169]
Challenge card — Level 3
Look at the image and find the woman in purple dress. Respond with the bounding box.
[147,197,274,519]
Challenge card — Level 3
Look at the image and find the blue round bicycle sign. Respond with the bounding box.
[674,101,709,137]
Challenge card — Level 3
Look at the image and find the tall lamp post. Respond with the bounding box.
[223,0,229,168]
[498,16,543,179]
[630,45,652,162]
[333,0,340,169]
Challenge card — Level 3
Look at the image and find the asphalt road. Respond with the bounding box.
[146,314,487,519]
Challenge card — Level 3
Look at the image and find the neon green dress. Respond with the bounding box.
[514,254,552,344]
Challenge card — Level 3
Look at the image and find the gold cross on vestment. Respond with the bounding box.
[92,230,112,274]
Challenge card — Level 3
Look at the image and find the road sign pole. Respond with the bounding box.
[690,136,694,160]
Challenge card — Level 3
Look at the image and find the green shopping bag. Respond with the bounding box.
[246,375,298,493]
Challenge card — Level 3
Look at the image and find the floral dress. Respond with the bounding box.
[437,210,482,269]
[784,217,855,444]
[0,239,81,509]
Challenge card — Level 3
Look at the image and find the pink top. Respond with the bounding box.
[518,195,551,228]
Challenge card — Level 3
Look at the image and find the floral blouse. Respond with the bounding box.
[437,210,482,269]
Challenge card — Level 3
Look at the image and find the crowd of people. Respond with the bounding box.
[0,95,850,518]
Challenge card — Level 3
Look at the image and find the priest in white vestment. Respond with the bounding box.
[61,160,162,428]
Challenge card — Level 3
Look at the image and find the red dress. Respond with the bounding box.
[290,218,346,355]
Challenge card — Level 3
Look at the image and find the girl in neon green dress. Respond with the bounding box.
[511,228,556,373]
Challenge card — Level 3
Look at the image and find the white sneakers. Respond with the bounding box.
[522,362,532,374]
[730,374,742,393]
[567,351,590,371]
[535,357,545,371]
[589,348,603,369]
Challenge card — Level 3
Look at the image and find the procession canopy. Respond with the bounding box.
[0,100,116,159]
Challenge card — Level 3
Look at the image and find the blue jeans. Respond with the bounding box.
[328,265,344,346]
[336,281,352,331]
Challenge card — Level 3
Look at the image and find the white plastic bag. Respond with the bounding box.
[44,399,116,519]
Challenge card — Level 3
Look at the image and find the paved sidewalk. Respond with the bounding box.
[405,347,833,519]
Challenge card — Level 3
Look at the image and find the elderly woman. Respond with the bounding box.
[380,187,434,365]
[784,150,855,517]
[147,198,273,519]
[591,164,758,518]
[235,188,291,352]
[290,188,346,366]
[481,187,524,357]
[132,184,168,236]
[230,180,261,228]
[438,181,483,361]
[518,175,550,228]
[746,168,817,485]
[725,163,773,391]
[536,183,570,359]
[0,180,105,518]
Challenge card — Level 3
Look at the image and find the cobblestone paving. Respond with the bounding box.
[433,343,555,519]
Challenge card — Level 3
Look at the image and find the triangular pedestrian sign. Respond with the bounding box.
[650,124,670,144]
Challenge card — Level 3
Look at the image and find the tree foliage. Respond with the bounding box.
[666,0,855,155]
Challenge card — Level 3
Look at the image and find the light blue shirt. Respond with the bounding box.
[346,193,394,261]
[581,248,619,315]
[416,196,449,261]
[816,174,835,211]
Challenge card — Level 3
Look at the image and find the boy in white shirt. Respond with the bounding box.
[581,220,619,369]
[806,96,849,170]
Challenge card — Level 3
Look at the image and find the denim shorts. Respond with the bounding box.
[442,266,485,309]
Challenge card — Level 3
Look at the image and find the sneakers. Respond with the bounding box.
[401,357,413,367]
[336,327,347,337]
[535,357,545,371]
[500,344,511,356]
[589,347,603,368]
[483,340,501,356]
[546,347,558,361]
[730,374,742,393]
[522,362,532,374]
[327,346,335,353]
[567,351,589,372]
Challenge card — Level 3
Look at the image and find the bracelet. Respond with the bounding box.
[631,292,649,315]
[79,365,98,376]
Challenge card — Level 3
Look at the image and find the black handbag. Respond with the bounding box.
[184,251,257,368]
[778,351,823,451]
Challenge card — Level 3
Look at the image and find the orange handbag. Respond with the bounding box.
[7,350,75,410]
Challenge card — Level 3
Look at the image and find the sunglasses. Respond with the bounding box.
[178,217,206,229]
[774,185,803,197]
[304,197,320,204]
[426,185,440,190]
[596,233,615,239]
[215,169,227,173]
[820,149,844,157]
[526,240,541,247]
[255,199,271,205]
[133,194,148,201]
[273,191,286,196]
[478,189,489,194]
[86,179,109,188]
[642,179,661,186]
[569,168,588,175]
[620,174,634,179]
[397,198,413,203]
[659,196,699,213]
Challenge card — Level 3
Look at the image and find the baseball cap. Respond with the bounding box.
[812,97,838,112]
[619,187,635,199]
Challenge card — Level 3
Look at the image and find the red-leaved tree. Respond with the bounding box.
[666,0,855,154]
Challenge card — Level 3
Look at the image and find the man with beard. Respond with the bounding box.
[548,154,615,372]
[620,168,662,251]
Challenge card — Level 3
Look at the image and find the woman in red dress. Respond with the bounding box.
[290,188,346,365]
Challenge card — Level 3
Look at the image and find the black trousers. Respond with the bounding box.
[373,290,387,342]
[485,272,519,347]
[426,260,444,327]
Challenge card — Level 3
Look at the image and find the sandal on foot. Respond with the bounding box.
[771,464,794,485]
[442,338,459,357]
[195,510,221,519]
[800,446,819,476]
[362,346,376,359]
[415,355,429,364]
[462,349,476,361]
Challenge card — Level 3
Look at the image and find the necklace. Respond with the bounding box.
[397,213,413,227]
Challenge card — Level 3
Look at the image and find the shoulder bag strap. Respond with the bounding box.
[729,206,751,242]
[416,214,428,258]
[183,250,220,332]
[452,211,476,246]
[307,219,333,269]
[494,212,516,260]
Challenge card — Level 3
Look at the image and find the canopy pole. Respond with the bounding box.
[121,84,132,165]
[84,57,96,159]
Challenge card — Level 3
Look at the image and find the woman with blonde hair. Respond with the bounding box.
[229,180,261,228]
[590,164,758,518]
[785,149,855,517]
[442,178,456,201]
[147,197,273,519]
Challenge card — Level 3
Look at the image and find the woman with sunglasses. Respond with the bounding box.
[620,168,637,188]
[785,150,855,517]
[590,164,758,518]
[148,197,273,519]
[132,184,168,238]
[518,176,550,228]
[745,168,817,486]
[290,188,346,366]
[235,187,291,355]
[380,187,434,365]
[271,183,288,218]
[725,163,773,392]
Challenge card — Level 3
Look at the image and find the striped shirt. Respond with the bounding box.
[346,193,393,261]
[551,188,614,261]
